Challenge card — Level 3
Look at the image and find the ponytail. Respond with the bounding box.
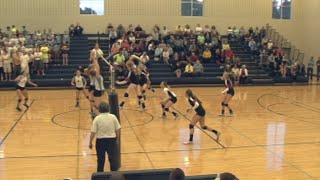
[185,89,201,104]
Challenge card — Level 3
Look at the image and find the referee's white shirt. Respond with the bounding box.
[91,113,121,138]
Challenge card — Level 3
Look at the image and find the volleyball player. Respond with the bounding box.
[184,89,220,144]
[138,63,151,101]
[85,64,96,113]
[118,60,146,111]
[159,81,179,119]
[219,72,235,116]
[89,57,105,118]
[15,71,37,111]
[71,69,89,107]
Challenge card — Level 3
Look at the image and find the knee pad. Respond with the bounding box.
[224,104,229,107]
[24,98,29,101]
[189,124,194,129]
[164,108,169,112]
[138,95,143,99]
[142,90,146,94]
[86,96,89,99]
[124,93,129,97]
[18,99,22,102]
[161,104,165,108]
[221,102,225,106]
[202,126,208,130]
[90,100,95,103]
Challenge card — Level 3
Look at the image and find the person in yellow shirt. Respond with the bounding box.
[184,63,194,77]
[202,48,212,63]
[40,44,50,72]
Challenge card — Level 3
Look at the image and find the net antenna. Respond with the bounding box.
[99,53,116,93]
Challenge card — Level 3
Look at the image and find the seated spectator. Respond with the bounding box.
[267,39,273,50]
[239,65,248,84]
[196,33,205,46]
[189,52,198,64]
[169,168,185,180]
[159,40,167,49]
[232,65,240,84]
[202,48,212,63]
[111,43,120,55]
[203,24,210,33]
[106,23,114,33]
[113,51,126,77]
[193,60,204,77]
[126,24,134,35]
[162,47,170,64]
[121,40,130,51]
[222,40,231,51]
[116,24,126,39]
[140,52,150,66]
[73,22,83,37]
[167,44,174,57]
[195,24,203,35]
[188,42,198,55]
[233,56,241,68]
[184,62,194,77]
[147,42,155,55]
[154,45,163,62]
[109,28,118,45]
[68,24,74,36]
[174,36,184,52]
[128,32,136,44]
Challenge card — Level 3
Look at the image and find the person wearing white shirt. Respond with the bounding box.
[89,102,121,172]
[195,24,203,34]
[239,65,248,84]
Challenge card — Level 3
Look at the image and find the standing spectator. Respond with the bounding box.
[280,61,287,77]
[33,48,44,76]
[193,60,203,77]
[307,56,315,81]
[109,28,118,45]
[184,63,194,77]
[89,102,121,172]
[52,42,60,64]
[116,24,126,39]
[195,24,203,35]
[68,24,74,36]
[12,51,21,78]
[40,43,50,72]
[63,31,70,44]
[239,65,248,84]
[316,57,320,81]
[74,22,84,37]
[1,49,12,81]
[61,42,69,65]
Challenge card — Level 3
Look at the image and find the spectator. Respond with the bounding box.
[116,24,126,39]
[267,40,273,50]
[74,22,84,36]
[134,24,143,35]
[184,62,194,77]
[307,56,315,81]
[106,23,114,34]
[193,60,204,77]
[52,42,60,63]
[109,28,118,45]
[33,48,44,76]
[280,61,287,77]
[128,32,136,44]
[196,33,205,46]
[227,26,233,40]
[169,168,185,180]
[147,41,155,55]
[248,38,258,55]
[232,65,240,84]
[317,57,320,81]
[239,65,248,84]
[189,52,198,64]
[63,31,70,44]
[121,40,130,51]
[154,45,163,62]
[89,102,121,172]
[40,43,50,71]
[161,26,169,39]
[162,47,170,64]
[68,24,74,36]
[61,42,69,65]
[1,49,12,81]
[111,43,120,55]
[202,48,212,63]
[195,24,203,35]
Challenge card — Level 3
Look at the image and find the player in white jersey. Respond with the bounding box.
[71,69,89,107]
[159,81,179,119]
[15,71,37,111]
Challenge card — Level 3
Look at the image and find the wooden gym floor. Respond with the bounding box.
[0,85,320,180]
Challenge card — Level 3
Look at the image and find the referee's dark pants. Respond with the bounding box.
[96,138,117,172]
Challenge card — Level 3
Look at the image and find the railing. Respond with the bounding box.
[265,24,304,64]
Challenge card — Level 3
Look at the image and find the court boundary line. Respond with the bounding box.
[0,100,35,147]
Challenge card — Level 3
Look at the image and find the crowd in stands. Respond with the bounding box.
[0,25,71,81]
[106,23,271,84]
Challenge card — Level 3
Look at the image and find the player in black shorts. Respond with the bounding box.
[219,72,235,116]
[118,60,146,111]
[159,81,179,119]
[71,69,89,107]
[184,89,220,144]
[15,71,37,111]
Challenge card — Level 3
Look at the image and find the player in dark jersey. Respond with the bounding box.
[184,89,220,144]
[159,81,179,119]
[219,72,235,116]
[118,60,146,111]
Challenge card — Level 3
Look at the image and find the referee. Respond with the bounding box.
[89,102,121,172]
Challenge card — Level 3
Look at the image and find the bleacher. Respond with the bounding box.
[0,33,308,89]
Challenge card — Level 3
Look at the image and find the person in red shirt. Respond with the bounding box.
[189,52,198,64]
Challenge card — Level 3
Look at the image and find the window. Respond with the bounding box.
[80,0,104,16]
[272,0,291,19]
[181,0,203,16]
